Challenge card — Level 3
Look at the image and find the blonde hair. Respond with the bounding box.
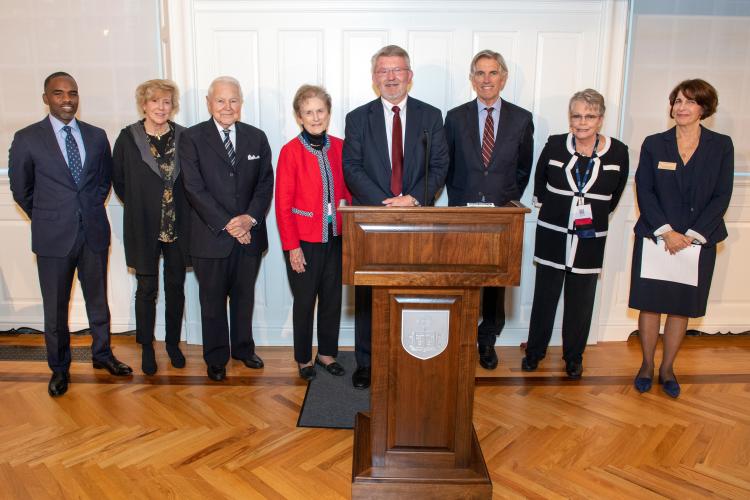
[293,84,332,116]
[569,89,606,116]
[135,79,180,118]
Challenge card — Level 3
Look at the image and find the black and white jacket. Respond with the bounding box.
[532,133,629,274]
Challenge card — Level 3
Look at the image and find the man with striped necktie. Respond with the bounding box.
[180,76,274,381]
[444,50,534,370]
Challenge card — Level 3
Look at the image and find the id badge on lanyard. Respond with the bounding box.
[572,134,598,239]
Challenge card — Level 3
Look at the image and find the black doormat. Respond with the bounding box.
[297,351,370,430]
[0,345,92,361]
[0,327,135,336]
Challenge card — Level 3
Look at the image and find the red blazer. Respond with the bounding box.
[275,134,352,250]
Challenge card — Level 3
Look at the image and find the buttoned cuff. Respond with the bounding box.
[654,224,673,237]
[685,229,706,244]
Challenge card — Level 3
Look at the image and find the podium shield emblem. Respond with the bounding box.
[401,309,450,360]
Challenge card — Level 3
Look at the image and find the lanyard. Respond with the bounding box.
[572,134,599,196]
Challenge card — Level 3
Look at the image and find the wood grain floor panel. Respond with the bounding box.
[1,335,749,499]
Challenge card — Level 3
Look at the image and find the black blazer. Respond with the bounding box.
[9,116,112,257]
[179,118,274,258]
[444,98,534,206]
[342,96,449,206]
[634,126,734,246]
[112,121,190,273]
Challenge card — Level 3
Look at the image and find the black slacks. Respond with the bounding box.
[284,234,342,364]
[354,285,372,367]
[36,227,112,372]
[192,242,261,366]
[477,286,506,346]
[525,264,598,363]
[134,240,186,346]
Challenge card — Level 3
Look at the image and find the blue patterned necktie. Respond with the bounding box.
[62,125,83,185]
[223,128,237,167]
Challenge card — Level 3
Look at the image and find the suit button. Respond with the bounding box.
[483,171,488,176]
[229,172,234,177]
[478,191,483,197]
[690,207,694,212]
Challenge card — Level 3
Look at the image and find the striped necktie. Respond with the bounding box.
[390,105,403,196]
[481,107,495,168]
[223,128,236,167]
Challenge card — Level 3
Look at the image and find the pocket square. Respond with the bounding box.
[247,154,260,160]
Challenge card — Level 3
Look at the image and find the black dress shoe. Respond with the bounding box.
[233,353,264,369]
[166,343,186,369]
[141,344,157,375]
[315,355,345,376]
[565,360,583,380]
[93,357,133,376]
[207,365,226,381]
[298,365,316,381]
[478,345,498,370]
[48,371,69,397]
[352,366,371,389]
[521,356,540,372]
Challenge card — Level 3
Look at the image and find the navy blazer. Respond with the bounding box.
[634,126,734,246]
[342,96,449,206]
[179,118,274,259]
[444,98,534,206]
[8,116,112,257]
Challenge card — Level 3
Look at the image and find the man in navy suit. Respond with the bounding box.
[180,76,274,381]
[9,72,132,397]
[343,45,449,389]
[444,50,534,370]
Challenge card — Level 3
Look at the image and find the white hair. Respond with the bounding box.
[207,76,243,100]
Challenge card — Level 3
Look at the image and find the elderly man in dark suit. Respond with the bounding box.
[9,72,133,397]
[444,50,534,370]
[180,76,274,381]
[342,45,449,389]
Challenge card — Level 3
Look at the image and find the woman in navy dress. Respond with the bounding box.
[630,79,734,398]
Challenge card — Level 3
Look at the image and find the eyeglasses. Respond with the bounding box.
[570,114,601,122]
[375,67,410,77]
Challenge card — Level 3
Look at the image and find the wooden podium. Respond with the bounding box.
[340,205,530,499]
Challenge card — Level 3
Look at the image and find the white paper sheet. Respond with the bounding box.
[640,238,700,286]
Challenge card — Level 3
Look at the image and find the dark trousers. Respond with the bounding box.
[192,243,261,366]
[36,227,112,372]
[525,264,598,363]
[477,286,506,346]
[354,285,372,367]
[135,241,186,346]
[284,234,342,364]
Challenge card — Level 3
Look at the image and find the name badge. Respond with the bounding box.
[573,203,592,221]
[658,161,677,170]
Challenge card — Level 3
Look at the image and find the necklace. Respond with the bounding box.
[145,122,170,140]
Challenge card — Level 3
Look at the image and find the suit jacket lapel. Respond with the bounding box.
[128,122,161,178]
[664,127,685,196]
[403,96,421,176]
[491,102,513,167]
[368,100,392,178]
[202,119,233,168]
[466,101,481,165]
[39,118,77,188]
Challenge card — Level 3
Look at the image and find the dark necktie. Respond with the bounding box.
[390,105,403,196]
[62,125,83,185]
[223,128,237,167]
[481,107,495,168]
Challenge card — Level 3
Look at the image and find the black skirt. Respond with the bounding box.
[628,237,716,317]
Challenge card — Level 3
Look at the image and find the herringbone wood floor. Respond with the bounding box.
[0,334,748,499]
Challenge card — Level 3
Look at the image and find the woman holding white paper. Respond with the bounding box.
[629,79,734,398]
[522,89,629,379]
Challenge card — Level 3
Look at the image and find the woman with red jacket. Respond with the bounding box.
[275,85,352,381]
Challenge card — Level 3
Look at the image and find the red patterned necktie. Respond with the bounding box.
[481,107,495,168]
[391,105,403,196]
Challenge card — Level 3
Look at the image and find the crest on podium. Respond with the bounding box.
[401,309,450,360]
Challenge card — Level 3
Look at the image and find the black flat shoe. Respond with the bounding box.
[93,357,133,376]
[48,371,69,397]
[207,364,226,381]
[659,376,680,398]
[521,356,540,372]
[565,360,583,380]
[315,355,345,376]
[141,345,157,376]
[233,353,264,369]
[166,343,186,369]
[478,345,498,370]
[634,376,653,393]
[352,366,371,389]
[298,365,316,382]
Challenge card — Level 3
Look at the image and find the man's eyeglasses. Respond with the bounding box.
[375,67,410,77]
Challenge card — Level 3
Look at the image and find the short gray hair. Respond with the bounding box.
[569,88,606,116]
[207,76,243,100]
[371,45,411,74]
[470,50,508,76]
[293,84,332,116]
